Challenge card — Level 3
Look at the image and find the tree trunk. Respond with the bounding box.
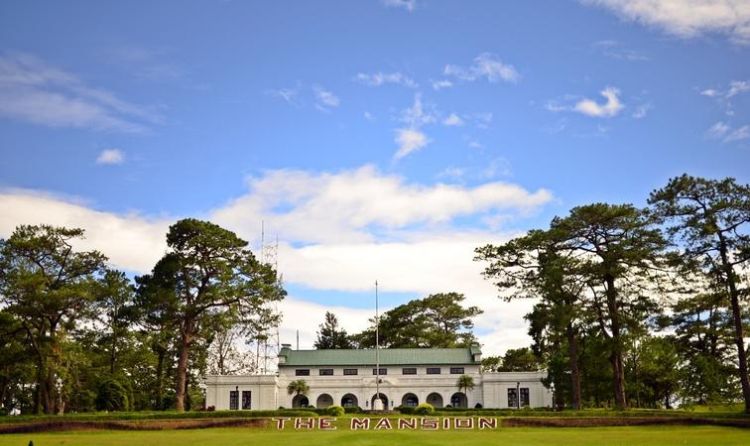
[566,323,582,410]
[154,347,165,410]
[605,274,627,410]
[718,237,750,413]
[174,322,193,412]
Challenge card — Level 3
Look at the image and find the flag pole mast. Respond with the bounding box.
[374,280,382,411]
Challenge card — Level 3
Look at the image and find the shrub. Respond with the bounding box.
[343,406,362,414]
[414,403,435,415]
[206,406,215,412]
[95,379,129,412]
[397,405,415,415]
[326,405,345,416]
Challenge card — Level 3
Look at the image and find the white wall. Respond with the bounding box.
[204,375,278,410]
[480,371,552,409]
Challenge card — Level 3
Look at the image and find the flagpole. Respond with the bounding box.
[374,280,382,411]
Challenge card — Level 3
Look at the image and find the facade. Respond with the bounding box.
[204,344,552,410]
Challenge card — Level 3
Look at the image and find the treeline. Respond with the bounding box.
[476,175,750,412]
[313,292,482,350]
[0,219,284,415]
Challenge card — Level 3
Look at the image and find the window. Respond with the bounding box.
[319,368,334,376]
[402,367,417,375]
[229,390,239,410]
[343,368,358,376]
[241,391,252,410]
[372,368,387,375]
[507,388,518,408]
[450,367,465,374]
[426,367,441,375]
[295,369,310,376]
[520,388,530,407]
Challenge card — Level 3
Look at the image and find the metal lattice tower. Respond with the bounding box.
[258,221,282,374]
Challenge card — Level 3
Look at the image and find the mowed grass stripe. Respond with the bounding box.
[1,426,749,446]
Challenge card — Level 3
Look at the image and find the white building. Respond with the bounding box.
[204,344,552,410]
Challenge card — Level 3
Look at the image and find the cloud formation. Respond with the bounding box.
[354,72,418,88]
[382,0,416,12]
[0,52,161,132]
[584,0,750,44]
[312,85,340,111]
[96,148,125,165]
[444,53,520,83]
[574,87,625,117]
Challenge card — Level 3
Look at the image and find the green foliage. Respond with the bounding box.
[0,225,107,414]
[649,174,750,413]
[414,403,435,415]
[96,379,130,412]
[498,348,541,372]
[136,218,285,411]
[286,379,310,396]
[456,374,475,394]
[314,312,353,349]
[325,405,345,416]
[351,292,482,348]
[396,405,415,414]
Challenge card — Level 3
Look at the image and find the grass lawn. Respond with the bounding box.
[2,426,749,446]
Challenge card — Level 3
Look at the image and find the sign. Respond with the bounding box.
[272,417,498,430]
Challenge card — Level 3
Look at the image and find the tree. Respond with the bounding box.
[287,379,309,397]
[456,374,475,395]
[498,348,542,372]
[0,225,107,414]
[476,229,586,409]
[547,204,666,409]
[314,312,353,349]
[351,292,482,348]
[481,356,501,373]
[669,292,737,404]
[137,219,284,411]
[649,175,750,412]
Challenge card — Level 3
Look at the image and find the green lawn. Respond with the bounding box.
[2,426,749,446]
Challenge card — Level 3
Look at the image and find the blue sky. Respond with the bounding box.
[1,0,749,354]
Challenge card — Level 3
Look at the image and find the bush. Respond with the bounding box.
[396,405,415,415]
[326,405,345,416]
[414,403,435,415]
[95,379,129,412]
[343,406,362,414]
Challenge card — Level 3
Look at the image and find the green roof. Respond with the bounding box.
[279,347,480,367]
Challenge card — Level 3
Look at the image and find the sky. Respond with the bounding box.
[1,0,749,356]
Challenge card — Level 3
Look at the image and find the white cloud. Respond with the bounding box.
[0,189,170,273]
[394,128,430,160]
[592,40,649,61]
[700,88,720,97]
[632,103,652,119]
[431,79,453,90]
[583,0,750,44]
[707,121,749,143]
[1,167,555,355]
[364,111,375,121]
[312,85,340,111]
[400,94,437,127]
[355,72,417,88]
[707,121,730,138]
[444,53,520,83]
[382,0,416,12]
[96,148,125,165]
[724,125,750,142]
[442,113,464,126]
[727,80,750,98]
[212,165,552,244]
[0,52,161,132]
[573,87,625,117]
[267,86,300,105]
